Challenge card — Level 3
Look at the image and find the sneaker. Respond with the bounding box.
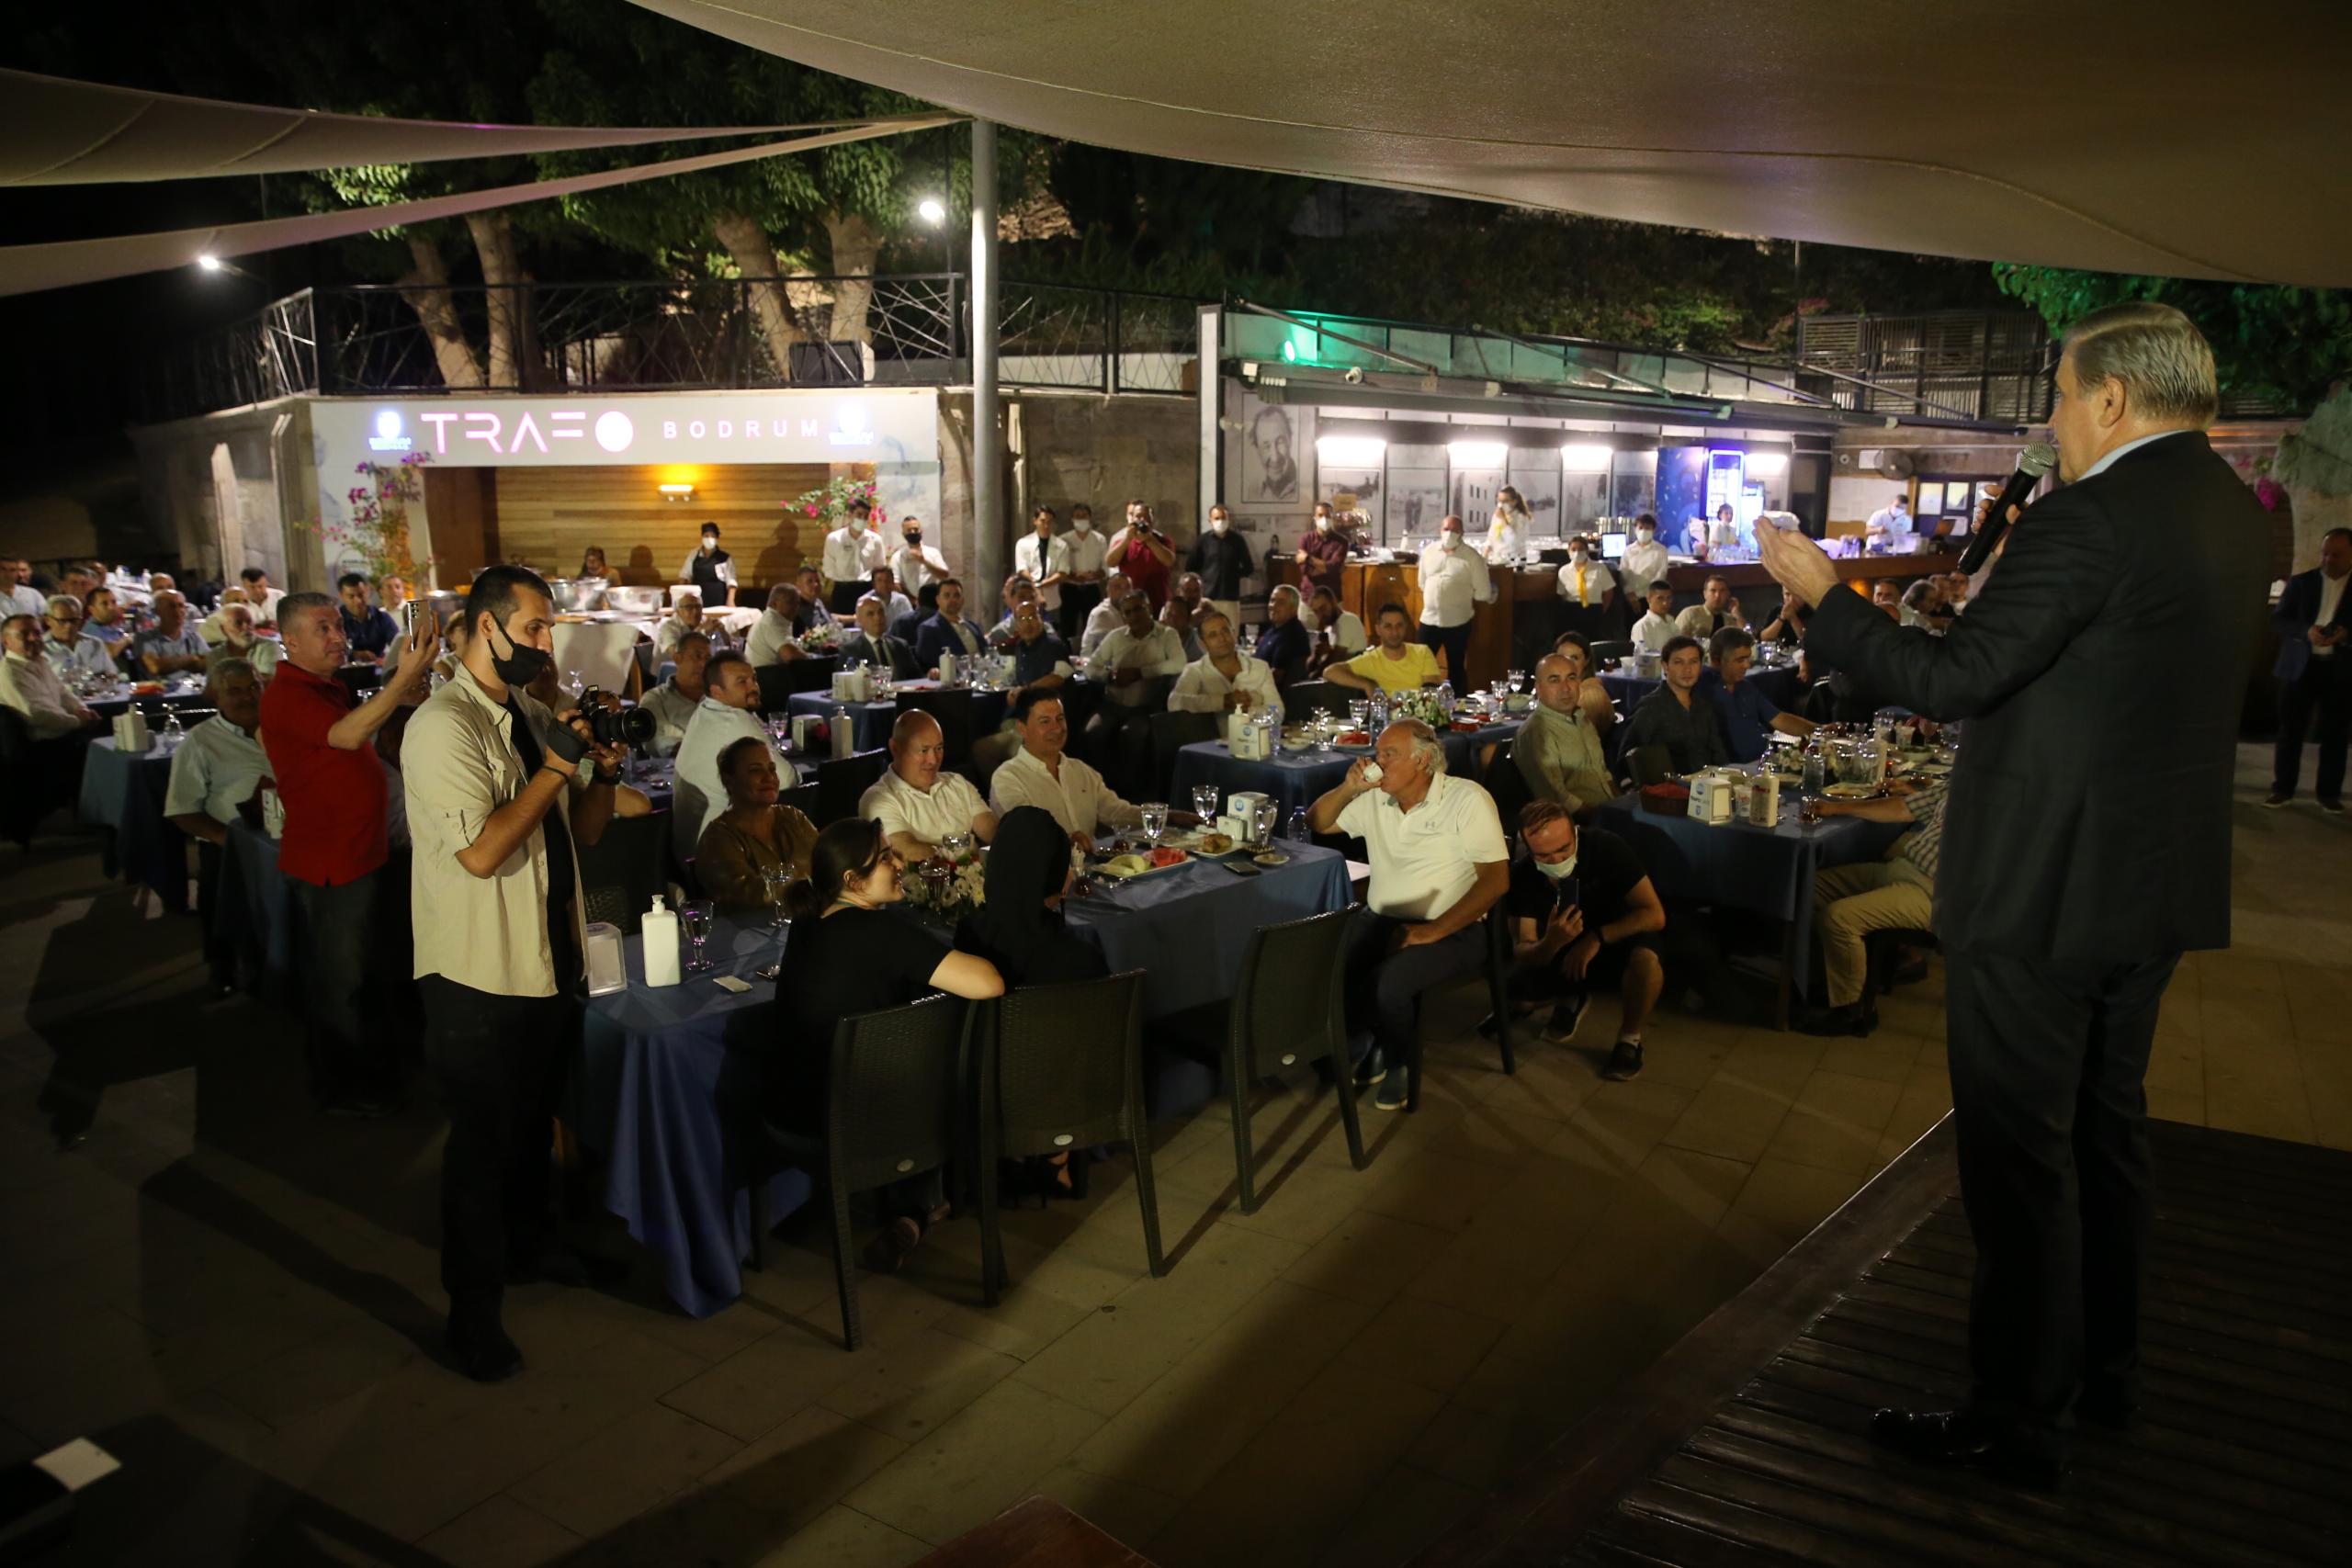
[1374,1070,1411,1111]
[1602,1040,1644,1081]
[1353,1049,1387,1088]
[1543,993,1588,1043]
[2263,793,2291,808]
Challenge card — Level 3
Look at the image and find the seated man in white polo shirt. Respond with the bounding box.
[1307,717,1510,1111]
[164,656,271,992]
[989,687,1144,852]
[862,709,999,860]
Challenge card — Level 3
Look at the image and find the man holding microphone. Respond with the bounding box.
[402,565,628,1382]
[1756,302,2267,1486]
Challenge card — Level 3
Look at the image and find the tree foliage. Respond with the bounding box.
[1994,265,2352,412]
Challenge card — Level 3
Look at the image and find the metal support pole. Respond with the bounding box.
[969,118,1003,609]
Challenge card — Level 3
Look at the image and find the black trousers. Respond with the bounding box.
[1057,581,1102,646]
[1343,910,1487,1070]
[290,870,390,1099]
[2272,663,2349,801]
[194,840,249,989]
[421,952,577,1318]
[1419,621,1473,685]
[827,581,864,616]
[1942,945,2179,1455]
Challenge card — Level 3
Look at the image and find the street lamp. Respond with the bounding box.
[917,197,946,226]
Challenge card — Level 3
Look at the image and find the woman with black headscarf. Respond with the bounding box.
[954,806,1110,987]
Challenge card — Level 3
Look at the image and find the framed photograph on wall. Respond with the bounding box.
[1508,468,1562,536]
[1386,471,1448,544]
[1237,394,1314,508]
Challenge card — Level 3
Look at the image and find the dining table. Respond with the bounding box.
[1600,661,1806,716]
[77,735,189,911]
[1168,718,1522,820]
[570,834,1353,1318]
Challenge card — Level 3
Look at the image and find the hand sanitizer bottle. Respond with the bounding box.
[641,896,682,987]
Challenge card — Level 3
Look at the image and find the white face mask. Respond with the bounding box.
[1210,516,1228,534]
[1536,851,1578,881]
[1442,532,1463,550]
[1570,547,1589,562]
[1636,528,1653,542]
[1315,516,1332,532]
[1074,516,1092,532]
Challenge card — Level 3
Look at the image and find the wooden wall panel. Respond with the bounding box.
[487,463,833,595]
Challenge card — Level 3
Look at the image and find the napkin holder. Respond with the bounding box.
[845,665,876,702]
[789,715,819,750]
[583,922,628,997]
[1230,719,1272,760]
[1687,769,1736,826]
[830,671,857,701]
[1223,791,1272,843]
[111,711,153,754]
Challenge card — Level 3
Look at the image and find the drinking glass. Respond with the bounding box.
[1347,698,1370,734]
[1192,784,1220,824]
[763,865,793,930]
[1138,802,1169,849]
[940,829,973,863]
[679,900,715,973]
[566,667,585,699]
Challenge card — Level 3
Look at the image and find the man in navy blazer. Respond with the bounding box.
[2267,525,2351,810]
[910,577,989,671]
[1758,302,2267,1487]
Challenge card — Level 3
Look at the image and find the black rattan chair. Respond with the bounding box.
[813,747,889,826]
[756,992,974,1350]
[895,686,978,765]
[576,810,673,933]
[1625,743,1675,789]
[1283,680,1353,719]
[1396,903,1519,1114]
[1482,738,1534,828]
[1589,639,1635,664]
[975,971,1160,1301]
[755,656,838,713]
[1171,909,1366,1213]
[1146,709,1220,799]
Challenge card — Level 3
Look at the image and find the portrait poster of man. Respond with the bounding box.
[1238,395,1312,505]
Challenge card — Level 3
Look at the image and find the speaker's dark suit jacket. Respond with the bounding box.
[835,631,920,682]
[1807,431,2269,964]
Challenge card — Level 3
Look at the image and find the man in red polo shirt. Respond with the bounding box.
[260,591,437,1116]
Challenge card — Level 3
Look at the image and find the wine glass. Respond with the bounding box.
[1192,784,1220,826]
[679,899,715,973]
[1347,697,1370,736]
[763,865,793,931]
[939,829,973,863]
[566,667,585,701]
[1138,801,1169,851]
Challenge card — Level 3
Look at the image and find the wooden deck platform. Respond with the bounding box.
[1417,1115,2352,1568]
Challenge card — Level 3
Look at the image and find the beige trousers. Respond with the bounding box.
[1813,859,1934,1007]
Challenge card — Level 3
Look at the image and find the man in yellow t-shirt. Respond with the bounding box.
[1327,602,1443,694]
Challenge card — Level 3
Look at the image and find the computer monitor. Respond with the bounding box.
[1600,534,1626,560]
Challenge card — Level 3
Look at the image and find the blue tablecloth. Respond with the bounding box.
[1168,721,1521,819]
[1600,664,1804,715]
[77,737,187,911]
[1586,793,1905,1004]
[786,684,1016,753]
[574,919,811,1321]
[219,819,297,1000]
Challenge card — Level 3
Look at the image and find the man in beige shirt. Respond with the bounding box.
[401,565,626,1384]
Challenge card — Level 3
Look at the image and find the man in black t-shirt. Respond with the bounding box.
[1499,799,1668,1080]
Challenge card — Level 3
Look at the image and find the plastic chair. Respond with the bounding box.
[895,686,978,765]
[976,971,1160,1301]
[1283,680,1353,719]
[1167,910,1366,1213]
[1396,904,1519,1114]
[1626,743,1676,789]
[813,747,889,827]
[1146,709,1220,798]
[576,811,673,933]
[755,993,973,1350]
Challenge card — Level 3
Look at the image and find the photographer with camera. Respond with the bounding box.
[402,566,628,1382]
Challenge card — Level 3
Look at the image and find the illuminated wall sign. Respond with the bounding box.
[312,389,936,470]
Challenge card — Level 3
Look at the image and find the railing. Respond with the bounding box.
[140,273,1208,422]
[1794,310,2055,424]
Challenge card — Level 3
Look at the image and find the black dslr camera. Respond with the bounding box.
[579,688,656,750]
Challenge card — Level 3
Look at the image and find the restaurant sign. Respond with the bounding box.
[312,389,939,468]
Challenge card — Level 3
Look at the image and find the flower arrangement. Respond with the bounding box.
[788,474,880,525]
[1387,687,1452,727]
[901,847,986,919]
[301,452,438,582]
[799,620,842,652]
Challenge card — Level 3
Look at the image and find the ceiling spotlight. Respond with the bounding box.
[196,254,223,273]
[917,197,946,225]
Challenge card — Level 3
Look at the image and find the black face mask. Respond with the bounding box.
[904,531,922,545]
[484,616,551,689]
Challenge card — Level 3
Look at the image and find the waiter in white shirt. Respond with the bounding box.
[891,516,949,595]
[1554,536,1618,641]
[821,517,886,615]
[1057,504,1111,643]
[1012,506,1070,623]
[1866,495,1916,552]
[1619,514,1670,614]
[1416,515,1495,685]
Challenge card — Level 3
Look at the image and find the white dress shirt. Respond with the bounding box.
[1079,597,1125,659]
[1337,773,1508,921]
[1630,611,1679,653]
[1676,604,1745,642]
[0,584,46,619]
[1169,652,1283,726]
[1299,606,1369,655]
[892,541,950,594]
[163,716,269,825]
[1482,516,1524,563]
[860,766,990,848]
[1555,558,1618,607]
[746,611,804,669]
[2313,570,2346,660]
[1865,505,1914,546]
[1061,525,1109,582]
[672,699,786,863]
[638,679,703,755]
[0,651,96,737]
[989,746,1140,839]
[1087,623,1188,705]
[1416,541,1495,628]
[822,525,886,584]
[654,615,708,657]
[1012,532,1070,612]
[1619,538,1671,597]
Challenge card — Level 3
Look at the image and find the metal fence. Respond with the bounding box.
[141,273,1206,421]
[1794,310,2056,424]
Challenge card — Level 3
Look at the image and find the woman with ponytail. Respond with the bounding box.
[774,818,1002,1270]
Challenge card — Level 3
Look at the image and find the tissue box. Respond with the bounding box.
[1686,769,1736,826]
[111,712,152,754]
[1231,723,1272,760]
[584,922,628,997]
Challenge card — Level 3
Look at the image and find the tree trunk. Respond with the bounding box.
[714,209,812,384]
[823,211,882,346]
[395,235,484,390]
[464,209,533,389]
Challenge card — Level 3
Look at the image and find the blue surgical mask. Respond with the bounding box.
[1536,852,1578,881]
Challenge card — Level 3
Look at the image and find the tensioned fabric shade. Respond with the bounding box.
[624,0,2352,287]
[0,117,956,297]
[0,67,876,186]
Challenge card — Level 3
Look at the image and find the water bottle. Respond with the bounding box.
[1800,735,1826,799]
[1435,682,1454,725]
[1287,806,1311,843]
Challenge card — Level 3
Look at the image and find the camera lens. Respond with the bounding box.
[586,701,655,750]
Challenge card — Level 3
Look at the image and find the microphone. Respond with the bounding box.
[1957,443,2057,576]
